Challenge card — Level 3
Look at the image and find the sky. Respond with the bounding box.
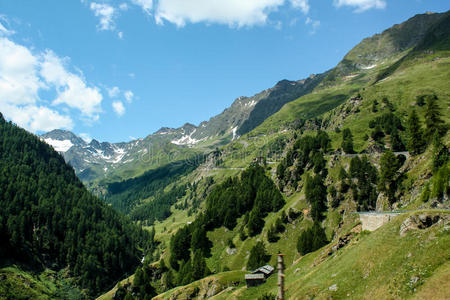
[0,0,448,142]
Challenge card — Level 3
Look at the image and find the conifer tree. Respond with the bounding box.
[192,250,210,280]
[297,222,327,255]
[247,241,270,270]
[341,128,355,154]
[431,133,448,172]
[406,109,425,155]
[390,128,405,152]
[378,151,403,203]
[424,95,446,142]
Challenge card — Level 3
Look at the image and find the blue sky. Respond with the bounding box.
[0,0,448,142]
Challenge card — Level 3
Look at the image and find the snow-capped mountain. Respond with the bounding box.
[41,75,323,182]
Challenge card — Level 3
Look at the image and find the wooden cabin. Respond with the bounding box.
[245,265,274,287]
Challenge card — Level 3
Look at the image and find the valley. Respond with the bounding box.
[1,8,449,300]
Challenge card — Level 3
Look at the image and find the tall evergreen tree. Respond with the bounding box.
[305,174,327,222]
[431,133,449,172]
[406,109,425,155]
[247,241,270,270]
[378,151,403,203]
[390,128,405,152]
[297,222,327,255]
[424,95,446,142]
[192,250,210,280]
[341,128,355,154]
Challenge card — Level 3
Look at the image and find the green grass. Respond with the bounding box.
[167,211,449,300]
[96,21,450,300]
[0,266,85,300]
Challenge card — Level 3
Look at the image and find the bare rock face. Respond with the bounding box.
[376,193,390,211]
[399,213,449,236]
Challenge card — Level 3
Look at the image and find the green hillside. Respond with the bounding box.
[155,210,450,300]
[96,11,450,300]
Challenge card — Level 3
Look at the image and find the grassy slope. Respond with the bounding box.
[148,47,450,299]
[97,14,450,299]
[0,266,85,300]
[160,211,450,300]
[99,48,449,300]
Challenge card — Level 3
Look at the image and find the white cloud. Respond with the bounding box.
[290,0,309,14]
[131,0,153,14]
[112,101,125,116]
[155,0,284,27]
[40,50,103,119]
[2,104,73,132]
[333,0,386,12]
[108,86,121,98]
[118,31,124,39]
[90,2,116,30]
[124,90,134,103]
[0,37,41,105]
[119,3,129,10]
[305,17,320,34]
[0,34,109,133]
[0,22,14,36]
[0,37,73,132]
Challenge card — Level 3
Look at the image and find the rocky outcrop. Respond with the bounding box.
[399,213,449,236]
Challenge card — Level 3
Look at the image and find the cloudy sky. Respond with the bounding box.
[1,0,448,142]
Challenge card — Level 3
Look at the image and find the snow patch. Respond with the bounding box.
[94,149,111,160]
[245,100,257,107]
[111,147,126,163]
[44,138,73,152]
[171,129,204,146]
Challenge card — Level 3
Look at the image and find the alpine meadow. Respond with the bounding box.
[0,2,449,300]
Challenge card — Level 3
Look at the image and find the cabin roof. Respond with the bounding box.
[261,265,274,272]
[252,265,274,275]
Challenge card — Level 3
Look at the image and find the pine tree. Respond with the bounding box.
[297,222,327,255]
[424,95,446,142]
[341,128,355,154]
[431,133,448,172]
[371,125,385,143]
[297,227,313,255]
[390,128,405,151]
[192,250,210,280]
[177,259,193,286]
[247,206,264,236]
[311,222,328,250]
[378,151,402,203]
[247,241,270,270]
[406,109,425,155]
[305,174,327,222]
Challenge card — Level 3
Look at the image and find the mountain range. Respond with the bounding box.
[1,10,449,300]
[41,75,323,183]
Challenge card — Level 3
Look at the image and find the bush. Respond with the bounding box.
[258,293,276,300]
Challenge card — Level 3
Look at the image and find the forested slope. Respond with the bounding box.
[0,113,153,297]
